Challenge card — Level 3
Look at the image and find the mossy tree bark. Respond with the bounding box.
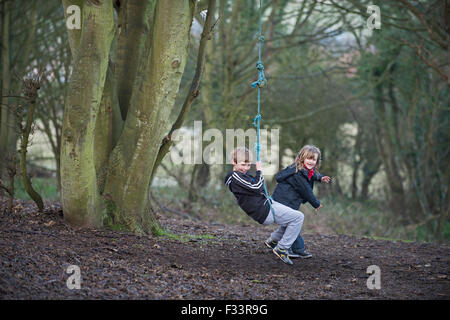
[61,0,115,227]
[0,0,12,179]
[150,0,216,184]
[61,0,196,233]
[102,0,195,233]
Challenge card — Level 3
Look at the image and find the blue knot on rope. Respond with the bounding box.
[253,113,261,127]
[251,61,267,88]
[256,61,264,71]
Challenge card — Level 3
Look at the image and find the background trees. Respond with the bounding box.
[0,0,448,241]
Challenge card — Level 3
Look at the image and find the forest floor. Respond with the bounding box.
[0,197,449,300]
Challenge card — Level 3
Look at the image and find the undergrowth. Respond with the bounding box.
[10,177,449,243]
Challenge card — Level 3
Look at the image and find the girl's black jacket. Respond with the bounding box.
[272,164,323,210]
[224,170,271,224]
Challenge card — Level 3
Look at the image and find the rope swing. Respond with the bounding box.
[251,0,275,221]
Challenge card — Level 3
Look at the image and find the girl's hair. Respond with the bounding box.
[294,145,321,172]
[231,147,252,164]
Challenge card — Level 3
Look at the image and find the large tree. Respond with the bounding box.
[61,0,196,233]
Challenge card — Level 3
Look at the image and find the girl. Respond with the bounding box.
[266,145,331,258]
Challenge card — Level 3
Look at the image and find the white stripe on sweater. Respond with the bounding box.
[232,172,263,189]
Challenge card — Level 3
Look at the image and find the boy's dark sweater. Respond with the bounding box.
[272,164,322,210]
[224,170,270,224]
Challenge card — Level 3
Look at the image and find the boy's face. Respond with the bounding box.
[233,160,252,174]
[303,153,318,170]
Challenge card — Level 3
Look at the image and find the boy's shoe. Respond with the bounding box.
[264,237,278,249]
[272,246,293,265]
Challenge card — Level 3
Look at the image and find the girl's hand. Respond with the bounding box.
[322,176,331,183]
[314,204,323,212]
[255,161,262,171]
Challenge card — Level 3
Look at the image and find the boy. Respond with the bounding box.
[224,147,304,265]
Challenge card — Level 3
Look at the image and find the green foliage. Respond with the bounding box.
[440,222,450,242]
[12,176,448,243]
[303,194,449,244]
[415,221,450,244]
[13,177,59,202]
[108,224,129,232]
[154,182,449,243]
[102,198,117,227]
[152,225,215,243]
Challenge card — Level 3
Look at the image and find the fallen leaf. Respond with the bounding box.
[44,221,55,227]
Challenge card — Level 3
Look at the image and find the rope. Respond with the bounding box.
[251,0,275,222]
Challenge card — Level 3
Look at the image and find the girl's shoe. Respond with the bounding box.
[295,250,312,259]
[287,248,301,258]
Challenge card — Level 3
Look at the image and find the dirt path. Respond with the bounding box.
[0,198,449,300]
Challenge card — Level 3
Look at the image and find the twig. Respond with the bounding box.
[396,0,448,50]
[269,60,396,124]
[0,95,30,100]
[0,180,13,196]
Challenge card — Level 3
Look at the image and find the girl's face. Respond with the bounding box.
[303,153,318,170]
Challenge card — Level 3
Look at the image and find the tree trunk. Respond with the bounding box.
[0,0,13,180]
[351,129,362,199]
[373,81,407,220]
[115,0,155,120]
[60,1,196,233]
[94,63,122,195]
[150,0,215,185]
[1,1,38,181]
[20,86,44,212]
[60,1,115,227]
[101,0,196,233]
[360,159,381,198]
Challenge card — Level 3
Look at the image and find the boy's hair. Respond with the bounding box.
[231,147,253,164]
[294,145,321,172]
